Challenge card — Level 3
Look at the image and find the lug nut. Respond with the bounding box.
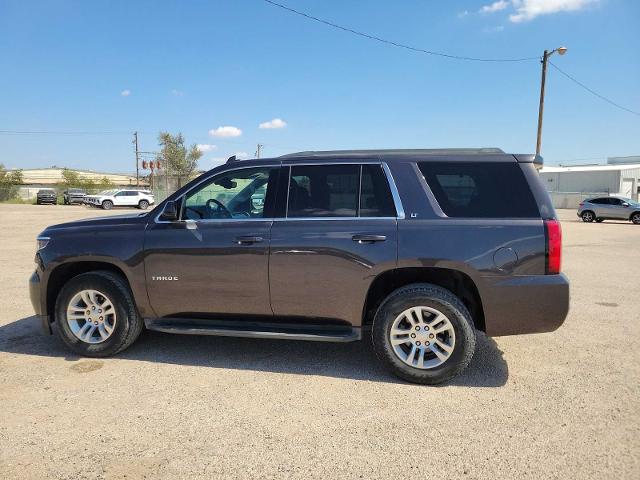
[426,341,430,346]
[92,306,96,310]
[424,326,429,331]
[416,341,421,346]
[98,309,102,313]
[99,317,103,321]
[410,333,416,338]
[94,321,98,326]
[415,326,420,331]
[429,334,434,339]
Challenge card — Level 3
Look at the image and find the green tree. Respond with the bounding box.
[61,168,81,187]
[157,132,202,187]
[98,176,114,191]
[0,164,23,201]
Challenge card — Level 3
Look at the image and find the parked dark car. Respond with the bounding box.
[30,149,569,384]
[36,189,57,205]
[63,188,87,205]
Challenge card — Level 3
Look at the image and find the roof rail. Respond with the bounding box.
[280,148,505,158]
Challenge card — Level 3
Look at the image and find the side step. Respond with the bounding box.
[144,318,361,343]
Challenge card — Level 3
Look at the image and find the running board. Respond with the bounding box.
[144,318,361,343]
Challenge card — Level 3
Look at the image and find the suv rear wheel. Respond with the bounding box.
[372,283,476,385]
[54,271,144,357]
[138,199,149,210]
[581,211,595,222]
[102,200,113,210]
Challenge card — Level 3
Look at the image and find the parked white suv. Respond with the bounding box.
[85,189,155,210]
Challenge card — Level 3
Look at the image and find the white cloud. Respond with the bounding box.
[235,151,249,159]
[259,118,287,129]
[457,10,470,18]
[120,89,131,97]
[208,126,242,137]
[480,0,509,13]
[171,89,184,97]
[509,0,598,23]
[196,144,217,153]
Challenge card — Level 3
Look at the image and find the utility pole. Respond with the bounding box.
[255,144,263,159]
[133,131,140,186]
[536,46,568,156]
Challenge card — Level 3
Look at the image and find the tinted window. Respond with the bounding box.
[588,198,606,204]
[288,165,359,217]
[418,162,539,218]
[609,198,623,205]
[360,165,396,217]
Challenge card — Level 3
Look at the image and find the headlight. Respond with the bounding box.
[37,236,50,251]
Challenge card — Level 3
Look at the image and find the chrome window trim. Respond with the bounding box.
[273,217,397,222]
[381,162,406,219]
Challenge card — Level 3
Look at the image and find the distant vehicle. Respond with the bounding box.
[578,196,640,224]
[36,189,57,205]
[84,189,155,210]
[63,188,87,205]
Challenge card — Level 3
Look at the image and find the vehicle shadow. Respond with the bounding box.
[0,316,508,387]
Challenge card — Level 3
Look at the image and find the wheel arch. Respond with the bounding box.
[628,210,640,221]
[362,267,485,332]
[46,261,130,323]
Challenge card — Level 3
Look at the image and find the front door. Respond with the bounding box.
[608,197,630,219]
[144,165,280,319]
[269,163,399,327]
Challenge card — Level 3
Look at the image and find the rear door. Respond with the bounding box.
[269,162,399,327]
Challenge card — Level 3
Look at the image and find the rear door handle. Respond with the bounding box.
[235,236,264,245]
[352,234,387,243]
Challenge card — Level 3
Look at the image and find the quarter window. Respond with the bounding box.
[418,162,540,218]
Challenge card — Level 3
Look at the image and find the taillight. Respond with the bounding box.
[544,219,562,274]
[578,202,584,207]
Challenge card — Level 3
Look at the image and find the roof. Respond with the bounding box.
[279,148,505,158]
[541,164,640,173]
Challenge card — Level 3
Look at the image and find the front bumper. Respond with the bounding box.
[480,273,570,337]
[29,270,51,334]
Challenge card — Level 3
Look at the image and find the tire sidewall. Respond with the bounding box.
[54,273,135,357]
[632,213,640,224]
[139,200,149,210]
[372,286,475,384]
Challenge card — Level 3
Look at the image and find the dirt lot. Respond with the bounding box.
[0,204,638,479]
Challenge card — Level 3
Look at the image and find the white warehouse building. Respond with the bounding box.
[539,159,640,209]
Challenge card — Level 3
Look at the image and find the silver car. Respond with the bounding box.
[577,196,640,224]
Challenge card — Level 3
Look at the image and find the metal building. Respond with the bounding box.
[539,163,640,208]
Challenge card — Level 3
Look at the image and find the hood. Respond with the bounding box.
[44,213,149,232]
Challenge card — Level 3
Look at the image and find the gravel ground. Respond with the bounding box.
[0,204,638,479]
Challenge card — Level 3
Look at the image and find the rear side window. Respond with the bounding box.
[418,162,539,218]
[288,165,359,217]
[360,165,396,217]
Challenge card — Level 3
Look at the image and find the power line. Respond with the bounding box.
[0,130,133,135]
[549,61,640,117]
[260,0,539,62]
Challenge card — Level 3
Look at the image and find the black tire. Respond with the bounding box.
[53,271,144,357]
[631,212,640,225]
[581,210,595,222]
[595,218,604,223]
[138,199,149,210]
[372,283,476,385]
[102,200,113,210]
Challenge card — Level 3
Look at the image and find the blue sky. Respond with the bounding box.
[0,0,638,172]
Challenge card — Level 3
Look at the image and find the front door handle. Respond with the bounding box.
[235,236,264,245]
[352,234,387,243]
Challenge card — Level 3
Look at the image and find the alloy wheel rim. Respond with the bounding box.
[389,306,456,369]
[584,212,593,221]
[66,289,117,344]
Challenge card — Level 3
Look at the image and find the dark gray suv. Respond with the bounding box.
[30,149,569,384]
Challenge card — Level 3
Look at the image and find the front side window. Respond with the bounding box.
[183,167,277,220]
[418,162,540,218]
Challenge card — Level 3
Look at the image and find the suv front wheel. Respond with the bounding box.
[372,283,476,385]
[54,271,144,357]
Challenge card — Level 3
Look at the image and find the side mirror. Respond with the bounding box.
[622,202,630,207]
[160,200,178,221]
